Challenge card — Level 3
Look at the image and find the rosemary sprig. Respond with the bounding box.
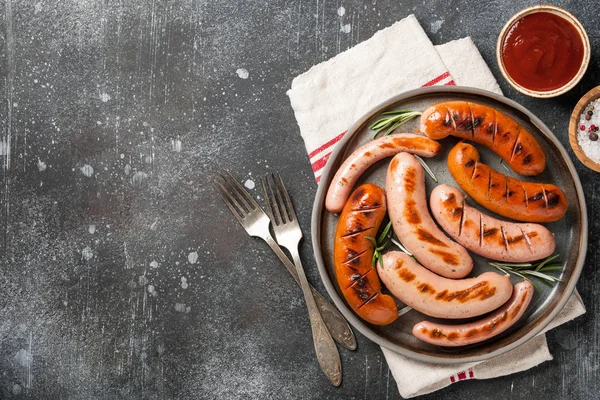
[414,154,438,182]
[390,237,413,256]
[365,221,393,267]
[500,158,509,171]
[489,254,563,292]
[369,110,422,138]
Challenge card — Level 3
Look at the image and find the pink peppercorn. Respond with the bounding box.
[581,124,586,130]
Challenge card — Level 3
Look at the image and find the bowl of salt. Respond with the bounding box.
[569,86,600,172]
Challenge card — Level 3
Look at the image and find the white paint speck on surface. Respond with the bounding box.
[340,24,352,33]
[188,251,198,264]
[80,164,94,177]
[337,6,345,16]
[88,224,96,234]
[147,284,157,296]
[236,68,249,79]
[124,164,132,175]
[14,349,32,367]
[244,179,255,190]
[131,171,148,186]
[0,139,10,156]
[149,260,159,269]
[181,277,189,289]
[172,139,182,152]
[37,159,47,171]
[175,303,190,313]
[99,92,111,102]
[430,19,444,34]
[138,275,149,286]
[82,246,94,261]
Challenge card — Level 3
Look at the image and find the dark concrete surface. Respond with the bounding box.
[0,0,598,399]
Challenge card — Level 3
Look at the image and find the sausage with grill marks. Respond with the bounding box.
[378,252,513,319]
[386,152,473,278]
[412,280,533,346]
[447,142,567,223]
[325,134,441,214]
[430,184,556,262]
[420,101,546,176]
[334,184,398,326]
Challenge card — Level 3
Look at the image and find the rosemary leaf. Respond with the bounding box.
[520,270,561,282]
[414,154,438,182]
[390,238,413,256]
[535,254,560,272]
[488,253,563,291]
[369,110,422,138]
[382,110,413,115]
[500,159,509,171]
[377,221,393,243]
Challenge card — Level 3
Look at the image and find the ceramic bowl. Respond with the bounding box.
[496,5,590,98]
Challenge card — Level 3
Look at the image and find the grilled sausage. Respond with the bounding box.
[412,280,533,346]
[430,184,556,262]
[420,101,546,176]
[448,142,567,223]
[387,152,473,278]
[326,134,441,214]
[334,184,398,325]
[378,251,513,319]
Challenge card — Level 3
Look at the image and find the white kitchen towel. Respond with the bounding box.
[286,14,586,398]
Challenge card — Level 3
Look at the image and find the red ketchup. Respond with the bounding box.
[501,12,584,92]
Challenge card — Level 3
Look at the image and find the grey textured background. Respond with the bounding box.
[0,0,598,399]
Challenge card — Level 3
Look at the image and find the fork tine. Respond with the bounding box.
[260,177,275,222]
[271,173,289,224]
[264,175,283,225]
[219,171,252,212]
[276,173,297,221]
[214,179,245,223]
[222,169,260,211]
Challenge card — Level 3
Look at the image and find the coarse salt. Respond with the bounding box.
[577,99,600,163]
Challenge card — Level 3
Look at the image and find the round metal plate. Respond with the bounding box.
[311,86,587,364]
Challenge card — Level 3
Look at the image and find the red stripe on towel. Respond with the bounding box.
[308,131,347,159]
[311,152,332,173]
[421,71,450,87]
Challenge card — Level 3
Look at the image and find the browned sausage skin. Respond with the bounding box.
[378,252,513,319]
[326,134,441,213]
[420,101,546,176]
[448,142,567,223]
[430,184,556,262]
[334,184,398,325]
[412,280,534,347]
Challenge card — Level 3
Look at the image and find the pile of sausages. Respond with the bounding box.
[326,101,567,347]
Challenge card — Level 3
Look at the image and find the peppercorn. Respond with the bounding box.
[589,132,598,141]
[588,110,594,116]
[586,114,592,120]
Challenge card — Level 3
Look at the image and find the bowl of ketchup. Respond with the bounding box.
[497,5,590,98]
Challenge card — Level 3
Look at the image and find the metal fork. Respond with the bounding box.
[261,173,342,386]
[213,170,356,352]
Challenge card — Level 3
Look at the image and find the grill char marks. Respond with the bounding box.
[334,184,399,325]
[448,142,566,222]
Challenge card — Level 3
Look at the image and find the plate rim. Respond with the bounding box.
[311,86,588,364]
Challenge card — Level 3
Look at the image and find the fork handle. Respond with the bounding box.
[289,246,342,386]
[263,235,356,350]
